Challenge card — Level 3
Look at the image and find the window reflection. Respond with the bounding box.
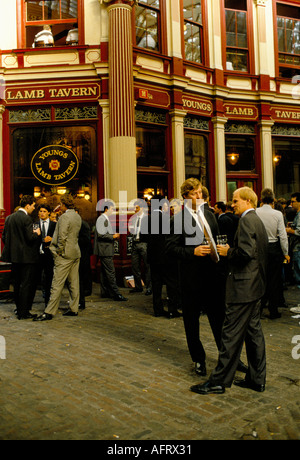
[184,133,208,187]
[136,126,166,168]
[135,2,160,51]
[225,0,248,72]
[225,137,255,172]
[183,0,203,64]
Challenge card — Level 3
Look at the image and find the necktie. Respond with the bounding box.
[136,216,141,241]
[197,211,219,263]
[41,221,46,239]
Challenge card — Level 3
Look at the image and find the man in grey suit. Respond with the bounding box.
[34,194,82,321]
[191,187,268,395]
[94,201,127,301]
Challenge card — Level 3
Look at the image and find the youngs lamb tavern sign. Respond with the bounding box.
[31,145,79,186]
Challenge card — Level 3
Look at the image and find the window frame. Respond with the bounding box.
[273,0,300,79]
[181,0,209,66]
[132,0,167,55]
[17,0,84,49]
[221,0,255,74]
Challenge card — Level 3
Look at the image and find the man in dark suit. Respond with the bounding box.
[36,203,56,307]
[142,196,181,318]
[191,187,268,395]
[129,199,152,295]
[1,195,41,319]
[214,201,235,246]
[94,201,127,301]
[166,178,224,375]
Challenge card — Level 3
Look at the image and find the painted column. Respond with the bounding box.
[0,105,5,212]
[259,119,274,189]
[106,0,137,205]
[170,108,186,199]
[254,0,274,87]
[212,116,227,202]
[98,99,110,198]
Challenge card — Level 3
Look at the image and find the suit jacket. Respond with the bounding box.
[217,213,235,247]
[1,209,41,264]
[50,209,81,260]
[141,209,169,265]
[166,205,219,296]
[225,209,268,304]
[94,213,115,257]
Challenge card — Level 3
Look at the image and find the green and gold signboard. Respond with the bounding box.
[31,145,79,186]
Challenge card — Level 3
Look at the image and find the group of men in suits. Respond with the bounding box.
[166,178,269,395]
[2,180,271,395]
[2,194,86,322]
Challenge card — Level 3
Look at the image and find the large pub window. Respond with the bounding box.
[11,124,97,226]
[183,0,205,64]
[275,1,300,78]
[223,0,249,72]
[20,0,82,48]
[134,0,162,52]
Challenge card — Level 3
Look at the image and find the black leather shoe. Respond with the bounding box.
[190,381,225,395]
[269,312,281,319]
[234,378,265,392]
[33,313,53,321]
[17,312,37,320]
[237,360,248,373]
[145,289,152,296]
[195,362,207,376]
[63,309,78,316]
[166,311,182,319]
[113,294,128,301]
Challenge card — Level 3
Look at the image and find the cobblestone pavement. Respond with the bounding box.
[0,283,299,441]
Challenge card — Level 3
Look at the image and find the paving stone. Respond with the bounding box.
[0,283,299,441]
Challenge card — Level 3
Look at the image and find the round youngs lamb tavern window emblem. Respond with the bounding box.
[31,145,79,186]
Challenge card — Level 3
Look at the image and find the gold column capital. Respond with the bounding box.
[254,0,268,6]
[99,0,137,6]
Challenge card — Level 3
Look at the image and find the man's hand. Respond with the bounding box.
[217,243,230,257]
[194,244,211,257]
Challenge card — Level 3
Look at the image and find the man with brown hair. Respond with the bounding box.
[166,178,224,376]
[34,194,82,321]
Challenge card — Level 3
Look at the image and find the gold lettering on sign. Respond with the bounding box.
[183,98,212,112]
[7,89,45,100]
[49,87,98,98]
[274,110,300,120]
[6,86,98,101]
[225,106,254,116]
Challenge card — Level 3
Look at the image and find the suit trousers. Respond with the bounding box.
[131,242,151,291]
[12,263,38,317]
[209,299,266,387]
[182,290,224,364]
[261,242,285,314]
[38,253,54,307]
[99,256,120,298]
[45,257,80,316]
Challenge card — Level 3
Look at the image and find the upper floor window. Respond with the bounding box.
[183,0,204,64]
[276,2,300,78]
[224,0,249,72]
[134,1,161,52]
[21,0,80,48]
